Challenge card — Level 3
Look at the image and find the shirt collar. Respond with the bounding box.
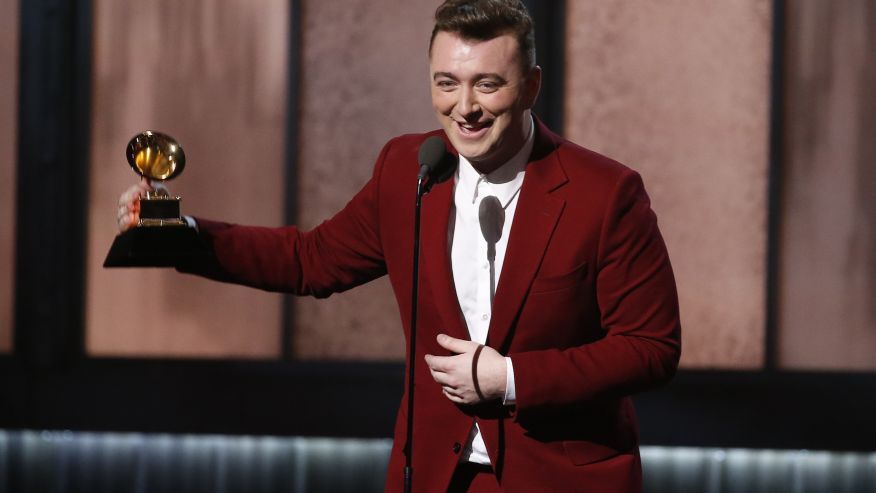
[455,116,535,207]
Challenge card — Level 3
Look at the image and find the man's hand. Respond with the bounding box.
[116,178,166,232]
[425,334,506,405]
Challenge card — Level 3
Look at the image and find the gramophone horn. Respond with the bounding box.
[125,130,186,181]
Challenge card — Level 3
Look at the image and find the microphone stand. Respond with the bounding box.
[404,174,428,493]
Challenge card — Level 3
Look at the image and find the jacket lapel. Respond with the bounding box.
[487,122,568,353]
[421,177,470,341]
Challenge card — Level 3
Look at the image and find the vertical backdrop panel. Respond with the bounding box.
[292,0,438,360]
[564,1,772,368]
[86,0,288,358]
[778,0,876,370]
[0,0,17,352]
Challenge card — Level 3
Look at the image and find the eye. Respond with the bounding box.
[476,80,500,93]
[435,79,457,91]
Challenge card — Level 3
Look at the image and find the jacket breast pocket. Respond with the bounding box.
[529,261,588,294]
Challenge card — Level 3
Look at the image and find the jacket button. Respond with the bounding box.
[452,442,461,454]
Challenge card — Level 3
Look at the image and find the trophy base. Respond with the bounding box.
[104,224,207,268]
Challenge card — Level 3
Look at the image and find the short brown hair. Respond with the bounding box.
[429,0,536,71]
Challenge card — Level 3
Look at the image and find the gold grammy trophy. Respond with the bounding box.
[104,131,206,267]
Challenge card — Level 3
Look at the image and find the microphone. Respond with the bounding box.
[478,196,504,262]
[417,136,457,191]
[479,195,504,308]
[405,135,457,491]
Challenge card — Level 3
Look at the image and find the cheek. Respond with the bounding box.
[479,94,516,118]
[431,92,453,115]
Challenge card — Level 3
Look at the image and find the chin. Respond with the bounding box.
[456,144,491,162]
[449,135,494,159]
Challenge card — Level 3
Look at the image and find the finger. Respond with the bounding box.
[436,333,480,355]
[119,203,137,217]
[445,387,478,405]
[424,354,453,373]
[442,388,463,403]
[118,213,136,232]
[443,387,462,399]
[119,185,142,207]
[429,367,454,387]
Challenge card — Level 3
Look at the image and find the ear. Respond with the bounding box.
[523,65,542,109]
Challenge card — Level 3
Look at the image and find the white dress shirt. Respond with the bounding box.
[450,117,535,465]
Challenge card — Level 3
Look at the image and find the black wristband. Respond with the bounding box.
[472,344,486,401]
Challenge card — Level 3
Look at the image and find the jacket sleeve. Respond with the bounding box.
[511,169,682,410]
[177,140,393,298]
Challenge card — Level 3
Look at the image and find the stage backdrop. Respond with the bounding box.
[777,0,876,370]
[77,1,876,371]
[564,0,772,368]
[0,0,18,353]
[85,0,288,358]
[291,0,437,360]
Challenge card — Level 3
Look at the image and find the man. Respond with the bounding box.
[118,1,680,491]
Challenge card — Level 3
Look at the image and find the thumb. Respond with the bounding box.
[436,334,479,354]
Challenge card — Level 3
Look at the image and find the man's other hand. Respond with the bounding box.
[116,178,167,232]
[425,334,506,405]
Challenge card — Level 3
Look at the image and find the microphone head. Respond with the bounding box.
[418,136,446,169]
[478,195,505,245]
[417,136,457,186]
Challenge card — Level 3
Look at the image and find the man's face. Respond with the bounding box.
[429,31,540,174]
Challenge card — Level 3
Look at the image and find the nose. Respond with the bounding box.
[457,86,481,120]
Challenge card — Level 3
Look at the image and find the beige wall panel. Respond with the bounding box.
[293,0,438,360]
[565,1,772,368]
[86,0,288,358]
[778,1,876,370]
[0,0,17,352]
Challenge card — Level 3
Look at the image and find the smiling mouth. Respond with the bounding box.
[455,120,493,136]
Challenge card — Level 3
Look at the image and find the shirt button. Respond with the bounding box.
[481,314,488,320]
[482,263,488,269]
[452,442,462,454]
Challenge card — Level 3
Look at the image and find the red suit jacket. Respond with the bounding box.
[182,119,681,492]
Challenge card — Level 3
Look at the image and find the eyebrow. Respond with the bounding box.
[432,71,457,81]
[432,72,507,82]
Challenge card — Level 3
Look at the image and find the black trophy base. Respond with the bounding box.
[104,225,207,268]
